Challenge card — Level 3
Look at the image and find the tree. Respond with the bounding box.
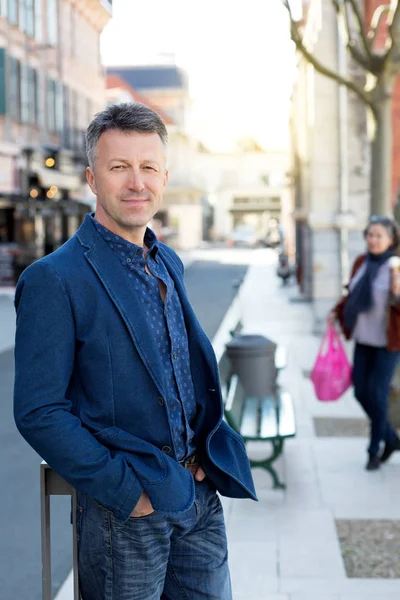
[283,0,400,216]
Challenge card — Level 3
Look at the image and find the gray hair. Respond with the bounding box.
[85,102,168,170]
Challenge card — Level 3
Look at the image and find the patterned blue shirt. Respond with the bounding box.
[91,215,197,461]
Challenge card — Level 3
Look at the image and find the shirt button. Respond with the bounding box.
[173,353,178,360]
[158,396,164,406]
[126,258,132,263]
[162,445,172,454]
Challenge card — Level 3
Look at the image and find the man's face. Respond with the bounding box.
[86,130,168,234]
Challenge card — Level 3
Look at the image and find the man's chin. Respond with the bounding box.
[118,216,150,229]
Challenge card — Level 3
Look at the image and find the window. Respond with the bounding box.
[18,0,24,30]
[8,0,17,24]
[0,49,6,115]
[27,67,38,125]
[36,70,44,127]
[25,0,34,36]
[70,88,78,149]
[46,77,55,132]
[86,98,93,125]
[0,0,8,17]
[70,5,75,57]
[20,63,29,123]
[34,0,42,41]
[46,0,57,45]
[55,80,63,135]
[62,85,70,148]
[9,56,21,121]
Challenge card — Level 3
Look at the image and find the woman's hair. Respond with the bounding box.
[364,216,400,251]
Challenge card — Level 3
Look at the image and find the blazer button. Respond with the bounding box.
[162,445,172,454]
[158,396,164,406]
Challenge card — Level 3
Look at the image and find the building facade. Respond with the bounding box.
[0,0,111,285]
[106,64,290,251]
[107,64,189,129]
[290,0,370,332]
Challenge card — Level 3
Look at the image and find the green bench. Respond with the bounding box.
[218,346,296,489]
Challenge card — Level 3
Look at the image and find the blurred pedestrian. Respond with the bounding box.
[277,251,291,285]
[13,103,256,600]
[329,216,400,471]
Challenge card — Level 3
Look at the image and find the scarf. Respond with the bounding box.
[343,248,393,333]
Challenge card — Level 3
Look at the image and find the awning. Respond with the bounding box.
[36,168,81,191]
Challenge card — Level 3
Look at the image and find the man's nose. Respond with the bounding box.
[128,169,145,192]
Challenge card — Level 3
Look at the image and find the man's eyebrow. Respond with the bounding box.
[109,157,130,163]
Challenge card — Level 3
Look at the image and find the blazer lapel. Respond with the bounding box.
[76,216,166,395]
[160,248,220,385]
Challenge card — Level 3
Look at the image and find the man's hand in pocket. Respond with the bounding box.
[130,492,154,518]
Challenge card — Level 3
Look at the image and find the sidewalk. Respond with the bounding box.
[225,249,400,599]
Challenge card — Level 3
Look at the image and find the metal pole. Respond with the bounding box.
[337,1,350,287]
[71,490,80,600]
[40,464,52,600]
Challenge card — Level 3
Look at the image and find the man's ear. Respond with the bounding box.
[163,169,169,188]
[86,167,97,195]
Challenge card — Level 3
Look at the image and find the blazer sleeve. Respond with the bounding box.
[13,261,143,524]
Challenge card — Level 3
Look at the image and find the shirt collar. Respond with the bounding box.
[90,213,159,259]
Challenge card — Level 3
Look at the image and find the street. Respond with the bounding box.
[0,247,252,600]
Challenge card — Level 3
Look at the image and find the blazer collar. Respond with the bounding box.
[76,214,166,394]
[160,248,220,385]
[74,213,220,390]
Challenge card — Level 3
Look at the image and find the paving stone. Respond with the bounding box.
[336,520,400,579]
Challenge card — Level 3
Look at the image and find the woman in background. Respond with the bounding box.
[330,216,400,470]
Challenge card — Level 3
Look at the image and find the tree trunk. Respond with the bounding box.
[370,85,393,216]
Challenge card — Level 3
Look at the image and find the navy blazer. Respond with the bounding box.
[14,214,256,523]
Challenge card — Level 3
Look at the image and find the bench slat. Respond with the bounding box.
[278,391,296,437]
[240,397,259,438]
[259,396,279,438]
[225,374,246,432]
[218,352,232,389]
[275,345,287,370]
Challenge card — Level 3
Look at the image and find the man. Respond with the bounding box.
[14,103,256,600]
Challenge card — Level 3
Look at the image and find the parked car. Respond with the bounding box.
[229,225,259,247]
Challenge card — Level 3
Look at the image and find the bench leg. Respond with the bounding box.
[248,438,286,490]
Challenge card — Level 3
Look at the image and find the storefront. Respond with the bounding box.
[0,147,90,286]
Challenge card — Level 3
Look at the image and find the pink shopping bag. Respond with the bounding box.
[310,325,352,401]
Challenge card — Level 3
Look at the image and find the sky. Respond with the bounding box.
[101,0,299,152]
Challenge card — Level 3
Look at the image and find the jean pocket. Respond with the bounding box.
[129,510,157,520]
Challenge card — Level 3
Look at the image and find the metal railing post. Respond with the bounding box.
[40,463,52,600]
[40,462,80,599]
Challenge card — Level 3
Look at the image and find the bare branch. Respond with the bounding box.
[289,26,374,111]
[346,0,373,60]
[368,5,391,45]
[282,0,376,112]
[339,1,372,70]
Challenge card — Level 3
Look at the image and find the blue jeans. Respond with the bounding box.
[76,478,232,600]
[353,343,400,457]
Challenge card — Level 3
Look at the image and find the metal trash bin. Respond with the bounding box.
[225,334,277,396]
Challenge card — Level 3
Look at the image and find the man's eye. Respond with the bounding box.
[112,165,124,170]
[144,166,156,171]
